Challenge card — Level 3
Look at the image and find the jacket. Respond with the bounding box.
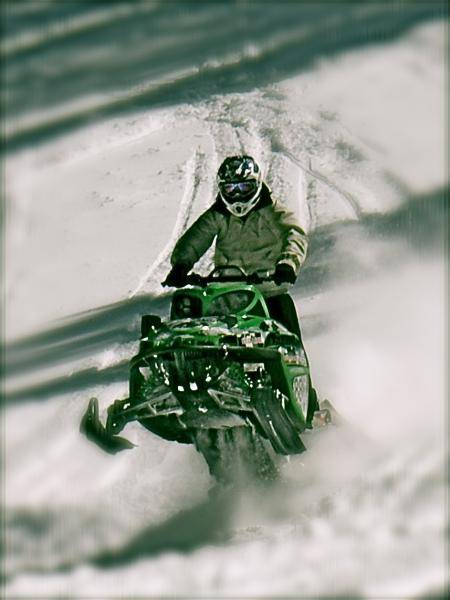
[170,184,308,296]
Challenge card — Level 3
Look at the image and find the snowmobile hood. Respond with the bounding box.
[167,316,236,336]
[149,315,275,351]
[138,280,295,359]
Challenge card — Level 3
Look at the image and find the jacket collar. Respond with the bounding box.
[211,183,273,217]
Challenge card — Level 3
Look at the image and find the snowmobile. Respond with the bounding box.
[80,267,332,482]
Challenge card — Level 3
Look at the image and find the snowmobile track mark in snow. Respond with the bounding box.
[131,148,206,296]
[277,144,364,220]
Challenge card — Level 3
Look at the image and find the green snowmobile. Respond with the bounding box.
[81,267,332,482]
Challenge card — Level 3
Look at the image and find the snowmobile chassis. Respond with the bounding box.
[81,268,331,482]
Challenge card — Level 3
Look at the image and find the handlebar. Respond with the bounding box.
[162,271,275,288]
[162,265,280,288]
[184,272,273,287]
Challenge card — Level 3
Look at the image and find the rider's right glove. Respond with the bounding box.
[162,264,190,288]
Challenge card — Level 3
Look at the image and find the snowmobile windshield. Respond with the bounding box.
[205,291,255,317]
[171,294,202,319]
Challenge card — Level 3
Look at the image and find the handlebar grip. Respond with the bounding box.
[185,273,205,287]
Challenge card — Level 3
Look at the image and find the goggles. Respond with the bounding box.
[220,181,257,200]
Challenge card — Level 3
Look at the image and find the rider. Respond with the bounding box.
[163,155,307,341]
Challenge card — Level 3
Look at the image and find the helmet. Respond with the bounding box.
[217,155,263,217]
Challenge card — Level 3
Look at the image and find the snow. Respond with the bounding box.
[3,14,447,600]
[283,19,447,196]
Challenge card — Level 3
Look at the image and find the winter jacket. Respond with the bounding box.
[171,184,308,296]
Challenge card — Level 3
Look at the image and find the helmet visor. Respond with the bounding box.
[220,181,258,202]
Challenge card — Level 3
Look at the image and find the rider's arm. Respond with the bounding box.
[273,201,308,275]
[171,208,220,269]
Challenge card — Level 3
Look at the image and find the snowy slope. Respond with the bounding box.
[3,10,447,600]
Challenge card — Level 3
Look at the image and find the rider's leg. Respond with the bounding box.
[265,294,320,417]
[265,294,302,341]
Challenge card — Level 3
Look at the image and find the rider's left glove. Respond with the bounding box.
[162,264,190,288]
[273,263,297,285]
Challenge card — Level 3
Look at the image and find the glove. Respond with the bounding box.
[162,264,190,288]
[273,263,297,286]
